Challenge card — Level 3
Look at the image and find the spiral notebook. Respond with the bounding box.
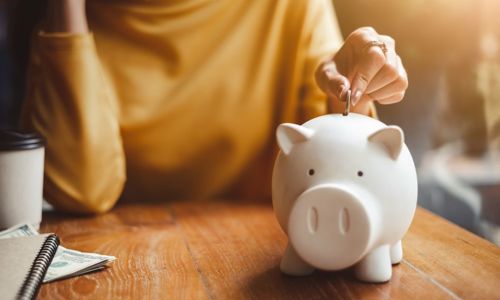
[0,233,59,300]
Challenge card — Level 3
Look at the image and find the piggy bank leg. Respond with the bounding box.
[280,242,314,276]
[354,244,391,283]
[390,240,403,264]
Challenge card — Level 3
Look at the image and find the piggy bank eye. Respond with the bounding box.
[357,170,364,177]
[308,169,315,176]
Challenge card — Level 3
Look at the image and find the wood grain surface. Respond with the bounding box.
[38,200,500,300]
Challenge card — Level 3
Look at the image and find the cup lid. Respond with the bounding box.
[0,130,45,151]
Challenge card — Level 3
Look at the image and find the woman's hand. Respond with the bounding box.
[45,0,88,33]
[315,27,408,114]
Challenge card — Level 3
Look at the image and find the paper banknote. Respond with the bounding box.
[0,223,116,282]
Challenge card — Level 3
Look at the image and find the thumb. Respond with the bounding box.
[315,61,350,102]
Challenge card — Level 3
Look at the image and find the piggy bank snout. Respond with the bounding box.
[288,184,379,271]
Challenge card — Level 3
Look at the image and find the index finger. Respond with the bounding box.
[350,45,386,105]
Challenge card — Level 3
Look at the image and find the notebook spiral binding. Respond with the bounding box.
[17,234,60,300]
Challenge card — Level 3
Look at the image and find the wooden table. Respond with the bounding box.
[39,200,500,300]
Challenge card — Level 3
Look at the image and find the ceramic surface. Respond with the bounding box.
[272,113,418,282]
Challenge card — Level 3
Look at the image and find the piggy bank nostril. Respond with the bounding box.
[307,206,318,234]
[339,207,350,235]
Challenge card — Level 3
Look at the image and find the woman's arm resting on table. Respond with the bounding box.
[21,0,126,214]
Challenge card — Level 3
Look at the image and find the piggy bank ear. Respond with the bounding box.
[368,126,404,160]
[277,123,314,155]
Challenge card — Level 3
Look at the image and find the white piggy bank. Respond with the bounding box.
[272,113,417,283]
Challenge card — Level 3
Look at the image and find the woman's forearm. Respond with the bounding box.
[22,30,125,213]
[44,0,88,33]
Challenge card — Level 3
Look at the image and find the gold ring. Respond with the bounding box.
[363,40,388,54]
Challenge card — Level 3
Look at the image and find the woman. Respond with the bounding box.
[20,0,408,213]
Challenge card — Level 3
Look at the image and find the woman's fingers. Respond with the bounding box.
[315,27,409,112]
[368,56,408,104]
[372,92,406,105]
[348,29,387,105]
[368,75,408,103]
[315,60,350,101]
[364,35,399,94]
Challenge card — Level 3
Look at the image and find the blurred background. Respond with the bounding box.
[334,0,500,245]
[0,1,499,244]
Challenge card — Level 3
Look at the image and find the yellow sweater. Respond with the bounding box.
[22,0,347,213]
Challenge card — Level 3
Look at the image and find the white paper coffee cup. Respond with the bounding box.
[0,130,45,230]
